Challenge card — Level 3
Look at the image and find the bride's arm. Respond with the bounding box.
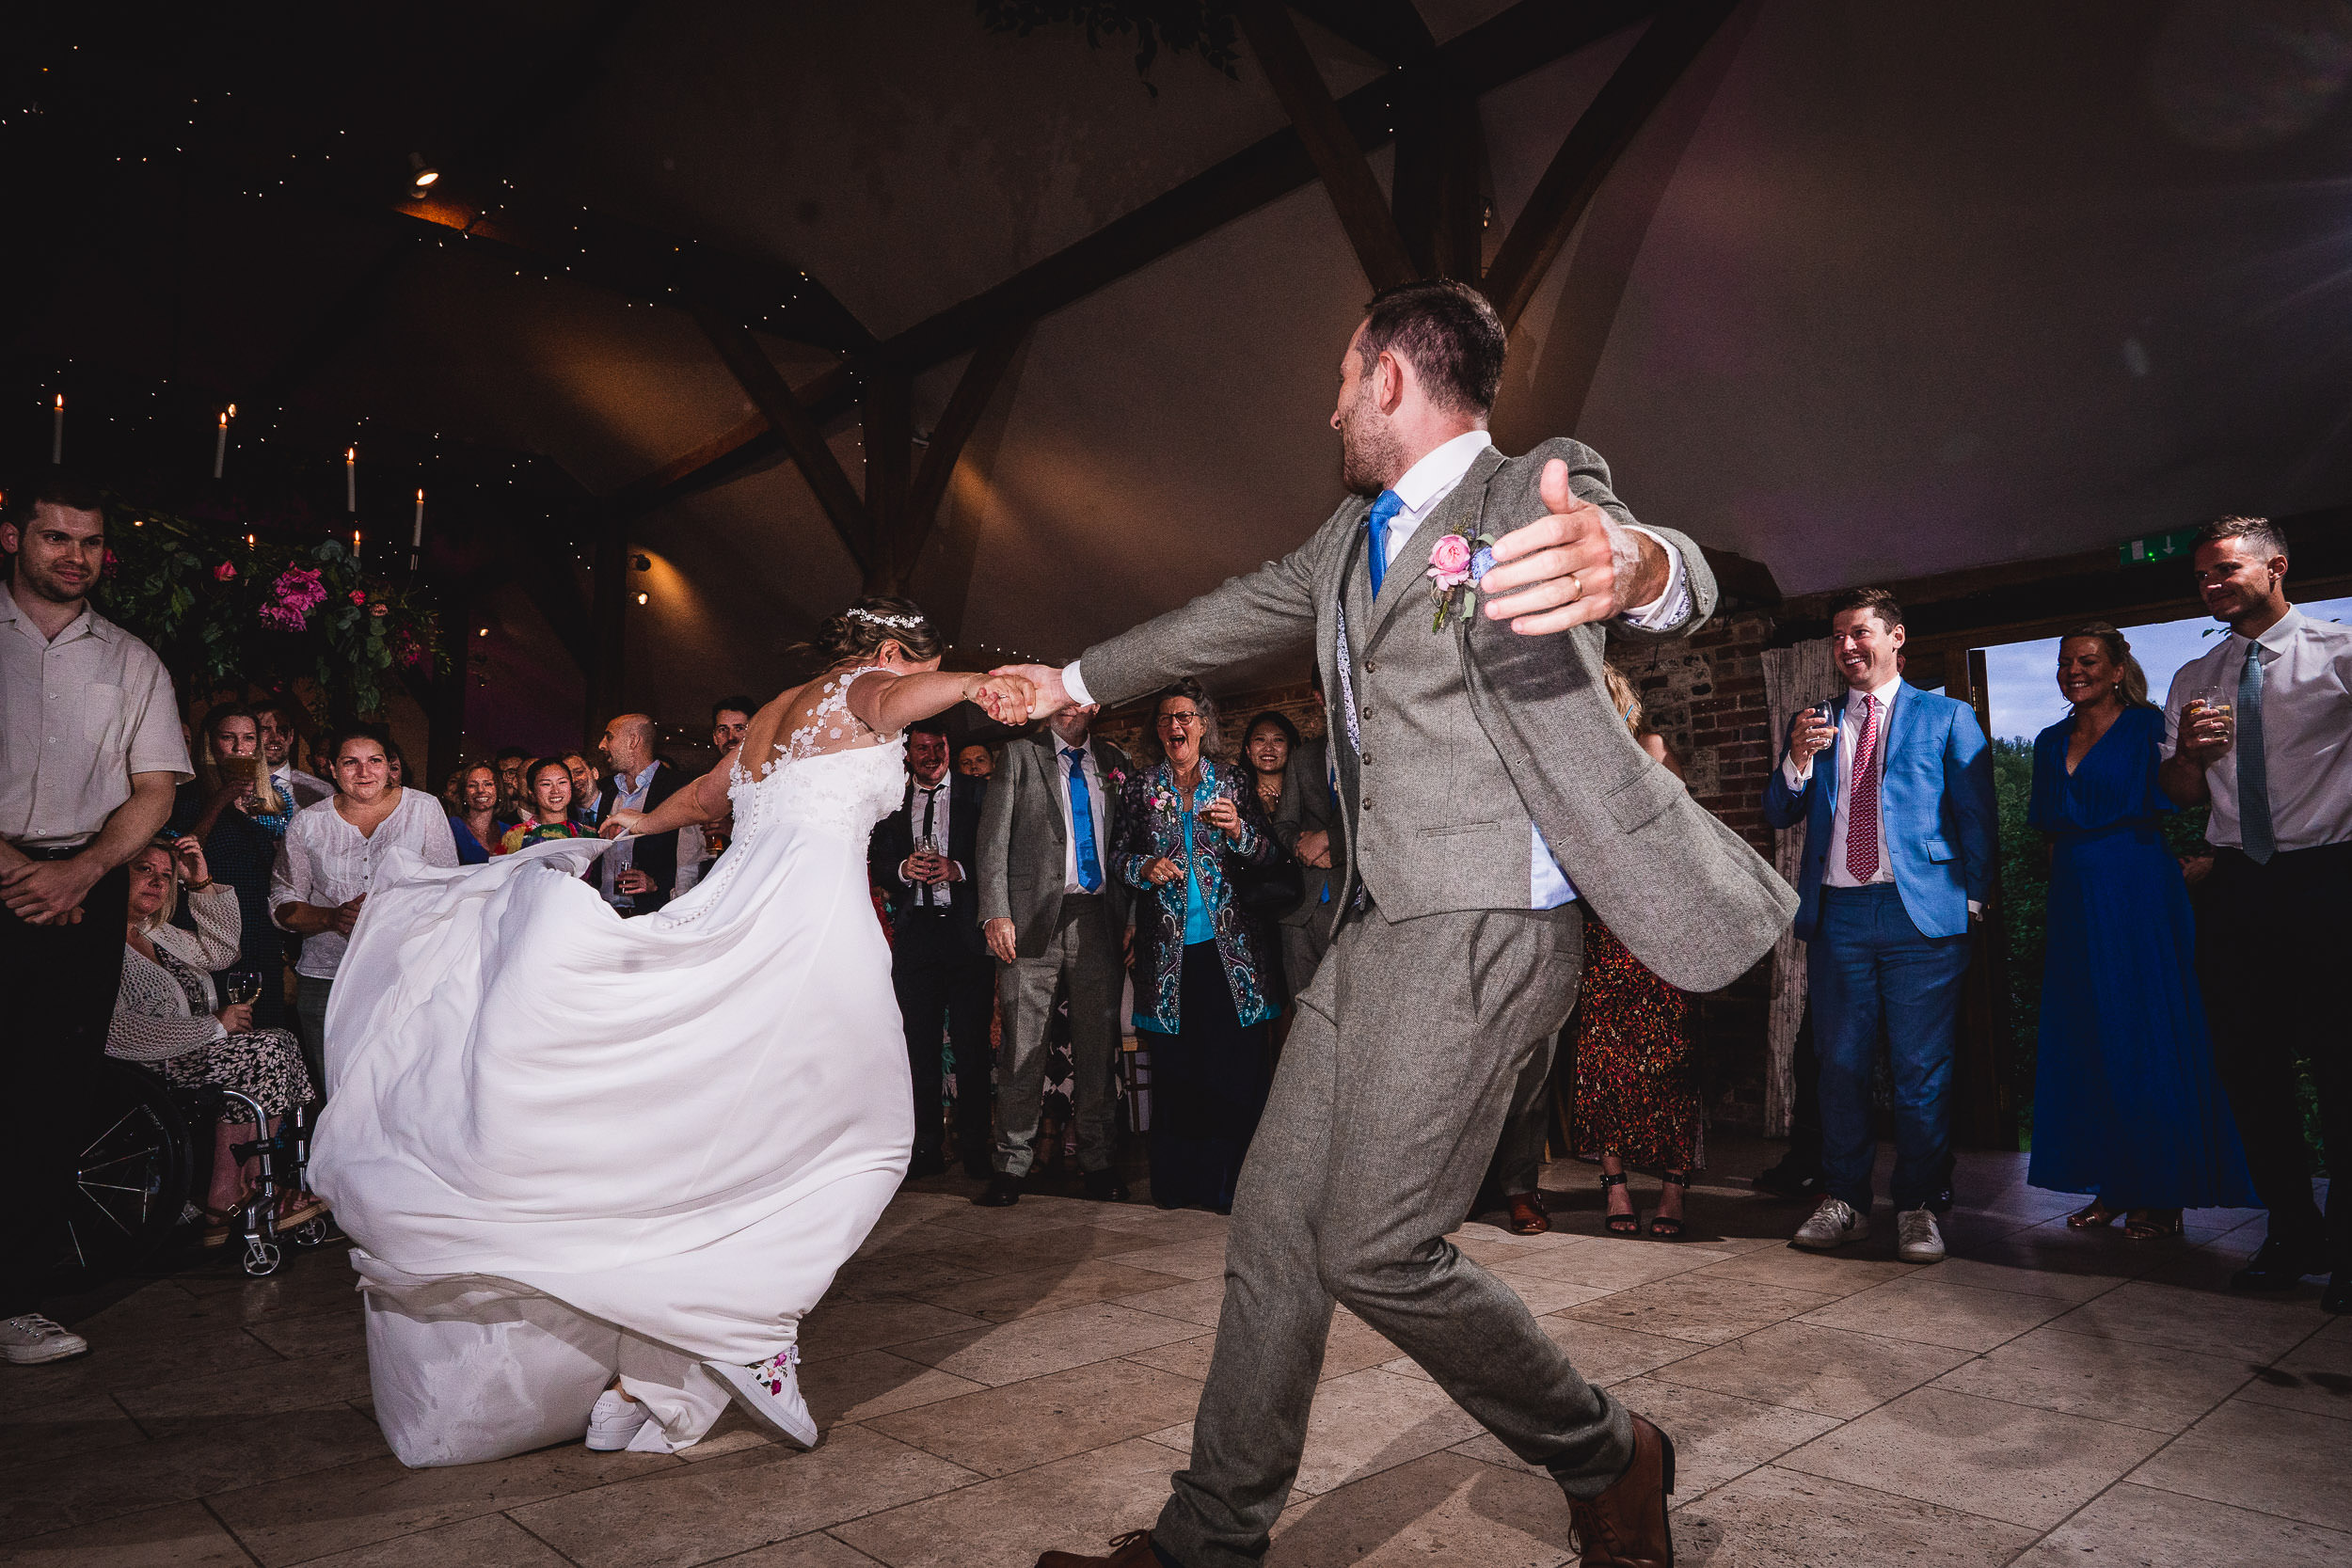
[600,750,739,840]
[848,669,1032,735]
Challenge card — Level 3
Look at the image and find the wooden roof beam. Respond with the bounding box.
[1237,1,1418,292]
[691,307,878,577]
[1482,0,1740,331]
[603,364,856,520]
[883,0,1657,371]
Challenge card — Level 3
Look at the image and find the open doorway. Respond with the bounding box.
[1976,596,2352,1148]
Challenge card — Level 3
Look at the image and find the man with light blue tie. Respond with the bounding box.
[1765,587,1996,1265]
[977,706,1133,1207]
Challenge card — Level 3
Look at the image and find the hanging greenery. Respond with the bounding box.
[975,0,1241,91]
[95,502,446,721]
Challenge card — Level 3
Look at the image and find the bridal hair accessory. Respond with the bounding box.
[848,608,927,629]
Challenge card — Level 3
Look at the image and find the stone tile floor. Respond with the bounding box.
[2,1138,2343,1566]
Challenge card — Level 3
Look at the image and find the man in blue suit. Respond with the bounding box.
[1763,587,1995,1264]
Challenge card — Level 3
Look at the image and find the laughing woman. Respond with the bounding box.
[2027,624,2252,1237]
[1115,680,1282,1212]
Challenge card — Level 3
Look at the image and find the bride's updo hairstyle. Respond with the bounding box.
[800,594,946,667]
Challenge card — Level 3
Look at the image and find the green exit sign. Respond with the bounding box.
[2120,528,2199,566]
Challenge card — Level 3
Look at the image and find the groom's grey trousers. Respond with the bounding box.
[1154,896,1630,1567]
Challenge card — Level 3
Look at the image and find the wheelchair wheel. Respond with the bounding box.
[289,1216,337,1249]
[63,1060,198,1278]
[241,1237,283,1277]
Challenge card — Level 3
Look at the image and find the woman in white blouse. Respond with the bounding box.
[270,728,460,1090]
[112,837,321,1243]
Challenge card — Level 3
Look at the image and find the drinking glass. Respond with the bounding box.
[221,970,263,1006]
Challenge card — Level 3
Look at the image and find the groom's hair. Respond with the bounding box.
[1358,278,1507,419]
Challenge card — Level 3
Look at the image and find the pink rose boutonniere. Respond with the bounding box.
[1427,531,1498,630]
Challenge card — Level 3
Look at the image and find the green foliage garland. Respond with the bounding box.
[94,503,446,721]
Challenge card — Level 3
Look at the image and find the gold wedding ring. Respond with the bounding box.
[1566,571,1583,602]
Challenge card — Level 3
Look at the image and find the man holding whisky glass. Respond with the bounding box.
[2159,516,2352,1312]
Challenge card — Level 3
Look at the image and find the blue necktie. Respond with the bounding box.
[1064,748,1104,892]
[2236,639,2274,864]
[1365,490,1405,598]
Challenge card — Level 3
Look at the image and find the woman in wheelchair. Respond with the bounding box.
[110,838,326,1246]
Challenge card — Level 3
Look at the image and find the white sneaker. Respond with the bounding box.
[1789,1196,1869,1252]
[585,1388,650,1450]
[707,1347,818,1449]
[1,1314,88,1365]
[1897,1207,1947,1263]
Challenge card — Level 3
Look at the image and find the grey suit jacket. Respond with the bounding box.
[1269,736,1339,928]
[1078,437,1795,993]
[977,731,1132,959]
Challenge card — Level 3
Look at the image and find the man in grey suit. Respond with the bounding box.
[1010,280,1793,1568]
[975,707,1132,1208]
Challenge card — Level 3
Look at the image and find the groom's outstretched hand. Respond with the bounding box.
[990,664,1073,720]
[1479,459,1666,635]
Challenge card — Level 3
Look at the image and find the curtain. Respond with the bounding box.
[1758,640,1840,1135]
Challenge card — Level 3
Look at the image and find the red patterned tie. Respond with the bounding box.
[1846,694,1882,881]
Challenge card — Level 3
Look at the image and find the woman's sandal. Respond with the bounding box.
[1601,1171,1641,1236]
[2123,1209,2184,1241]
[2067,1200,2122,1230]
[1648,1171,1690,1240]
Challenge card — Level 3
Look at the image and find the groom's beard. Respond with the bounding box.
[1336,385,1402,498]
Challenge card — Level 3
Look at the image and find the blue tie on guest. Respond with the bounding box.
[1365,489,1404,597]
[1064,747,1104,893]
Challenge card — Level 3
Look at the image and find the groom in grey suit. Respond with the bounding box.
[1014,280,1793,1568]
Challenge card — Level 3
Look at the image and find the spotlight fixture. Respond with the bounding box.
[630,553,651,571]
[635,591,649,606]
[407,151,439,195]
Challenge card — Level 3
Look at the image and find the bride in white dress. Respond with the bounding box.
[310,599,1033,1465]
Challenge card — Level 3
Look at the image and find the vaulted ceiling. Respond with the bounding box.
[12,0,2352,752]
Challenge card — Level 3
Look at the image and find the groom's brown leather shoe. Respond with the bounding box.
[1507,1190,1550,1235]
[1565,1414,1677,1566]
[1036,1528,1160,1568]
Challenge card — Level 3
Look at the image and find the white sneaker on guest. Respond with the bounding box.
[1897,1207,1947,1263]
[1,1314,88,1365]
[1789,1196,1868,1252]
[585,1388,650,1451]
[707,1347,818,1449]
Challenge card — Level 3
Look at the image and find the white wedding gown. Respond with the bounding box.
[310,672,914,1465]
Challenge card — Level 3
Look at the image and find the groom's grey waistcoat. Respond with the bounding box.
[1078,437,1794,993]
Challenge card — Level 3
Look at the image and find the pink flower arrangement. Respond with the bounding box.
[349,589,368,606]
[370,603,389,617]
[260,566,327,632]
[213,561,237,581]
[1427,533,1473,589]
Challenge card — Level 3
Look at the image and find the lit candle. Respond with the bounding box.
[51,395,63,465]
[345,446,357,513]
[353,529,362,570]
[214,412,229,479]
[410,488,424,572]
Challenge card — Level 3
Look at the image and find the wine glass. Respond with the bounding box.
[221,970,263,1007]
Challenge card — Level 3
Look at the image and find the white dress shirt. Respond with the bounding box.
[1782,677,1903,890]
[600,761,660,907]
[271,788,460,977]
[1069,432,1689,912]
[1,584,192,848]
[270,762,332,811]
[2161,607,2352,852]
[900,774,962,908]
[1054,740,1111,895]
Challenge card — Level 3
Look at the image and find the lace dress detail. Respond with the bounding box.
[664,666,905,927]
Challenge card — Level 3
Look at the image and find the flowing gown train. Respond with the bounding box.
[311,671,914,1465]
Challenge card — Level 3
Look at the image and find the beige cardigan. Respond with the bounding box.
[108,881,242,1062]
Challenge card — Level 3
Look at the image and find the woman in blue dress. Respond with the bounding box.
[2028,624,2252,1237]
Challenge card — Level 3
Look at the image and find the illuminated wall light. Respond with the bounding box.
[635,591,649,606]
